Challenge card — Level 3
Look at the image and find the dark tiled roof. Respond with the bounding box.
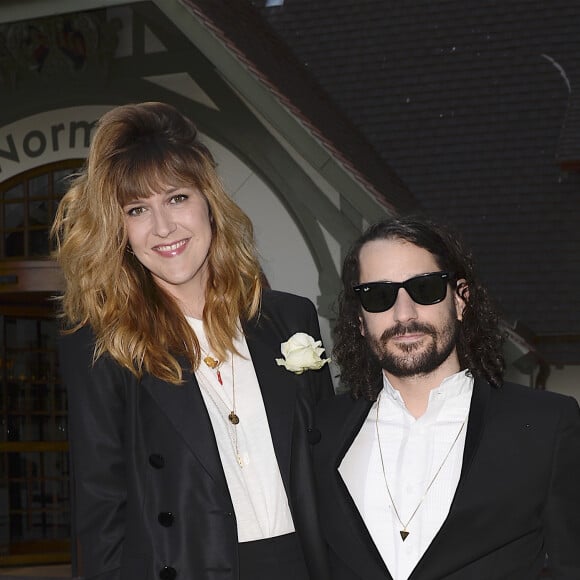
[558,93,580,169]
[182,0,416,212]
[254,0,580,365]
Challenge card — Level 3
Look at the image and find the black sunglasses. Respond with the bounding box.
[353,271,454,313]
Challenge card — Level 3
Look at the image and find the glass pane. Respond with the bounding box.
[4,231,24,258]
[39,320,56,350]
[28,229,49,256]
[29,200,49,226]
[29,174,49,199]
[0,478,7,548]
[53,169,77,197]
[3,185,24,201]
[53,384,67,416]
[3,202,24,230]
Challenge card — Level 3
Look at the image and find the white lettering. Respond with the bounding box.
[0,135,19,164]
[23,130,47,158]
[0,119,97,173]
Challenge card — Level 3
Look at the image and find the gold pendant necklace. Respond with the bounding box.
[203,354,223,385]
[202,351,239,425]
[375,392,467,541]
[198,353,243,467]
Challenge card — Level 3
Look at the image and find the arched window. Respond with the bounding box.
[0,161,82,259]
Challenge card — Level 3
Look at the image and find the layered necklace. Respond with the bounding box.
[196,349,243,467]
[202,352,239,425]
[374,391,467,541]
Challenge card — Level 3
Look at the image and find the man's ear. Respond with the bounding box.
[359,315,366,336]
[454,279,469,321]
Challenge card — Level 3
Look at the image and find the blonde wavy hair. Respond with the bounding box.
[52,102,262,384]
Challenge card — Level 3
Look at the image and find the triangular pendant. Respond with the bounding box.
[400,530,409,541]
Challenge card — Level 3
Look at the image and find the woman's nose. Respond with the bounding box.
[152,208,176,237]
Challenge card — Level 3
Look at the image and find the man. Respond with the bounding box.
[314,215,580,580]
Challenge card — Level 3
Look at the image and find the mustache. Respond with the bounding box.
[380,321,437,342]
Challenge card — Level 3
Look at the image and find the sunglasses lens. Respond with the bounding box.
[358,284,397,313]
[354,273,451,312]
[406,274,448,305]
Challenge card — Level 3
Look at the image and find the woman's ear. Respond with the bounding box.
[454,279,469,321]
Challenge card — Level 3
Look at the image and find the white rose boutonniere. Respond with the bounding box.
[276,332,330,375]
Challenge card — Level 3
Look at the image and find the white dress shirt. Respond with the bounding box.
[187,317,295,542]
[339,370,473,580]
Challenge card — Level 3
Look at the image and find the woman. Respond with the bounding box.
[52,102,333,580]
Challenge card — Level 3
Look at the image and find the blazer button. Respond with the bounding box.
[149,454,165,469]
[159,566,177,580]
[307,427,321,444]
[158,512,175,527]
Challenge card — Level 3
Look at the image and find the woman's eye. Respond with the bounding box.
[169,193,188,204]
[126,206,146,217]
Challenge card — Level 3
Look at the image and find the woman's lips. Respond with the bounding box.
[153,238,189,256]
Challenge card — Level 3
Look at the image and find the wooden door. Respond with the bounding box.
[0,302,70,567]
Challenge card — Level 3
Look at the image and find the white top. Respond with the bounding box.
[187,317,295,542]
[339,370,473,580]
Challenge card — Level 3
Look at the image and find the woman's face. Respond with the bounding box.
[123,185,213,314]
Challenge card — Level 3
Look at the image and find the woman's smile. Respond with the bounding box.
[153,238,190,256]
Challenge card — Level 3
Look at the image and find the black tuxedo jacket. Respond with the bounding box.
[313,379,580,580]
[59,290,334,580]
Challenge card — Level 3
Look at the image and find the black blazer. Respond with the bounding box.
[313,379,580,580]
[60,290,334,580]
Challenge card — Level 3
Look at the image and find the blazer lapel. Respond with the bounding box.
[141,368,228,489]
[458,377,491,482]
[409,378,492,580]
[244,319,298,493]
[329,397,394,580]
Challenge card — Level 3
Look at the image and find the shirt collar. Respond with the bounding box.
[382,369,473,421]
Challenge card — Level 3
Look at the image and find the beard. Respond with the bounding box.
[364,316,460,378]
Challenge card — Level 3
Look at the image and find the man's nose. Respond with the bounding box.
[392,288,419,323]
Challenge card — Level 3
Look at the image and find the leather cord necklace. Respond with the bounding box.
[375,391,467,541]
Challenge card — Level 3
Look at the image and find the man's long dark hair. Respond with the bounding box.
[333,215,505,399]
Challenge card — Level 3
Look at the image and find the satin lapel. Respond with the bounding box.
[458,378,491,482]
[141,368,227,488]
[329,398,394,580]
[408,378,492,580]
[244,322,297,493]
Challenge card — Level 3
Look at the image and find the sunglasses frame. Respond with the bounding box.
[353,271,455,313]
